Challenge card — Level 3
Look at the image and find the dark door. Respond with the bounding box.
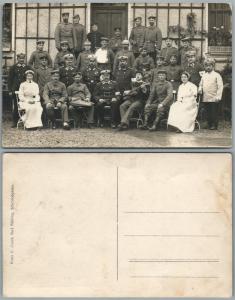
[91,4,128,39]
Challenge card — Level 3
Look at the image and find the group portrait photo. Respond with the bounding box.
[1,2,232,148]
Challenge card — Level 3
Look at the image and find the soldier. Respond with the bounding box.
[109,27,123,55]
[87,23,104,53]
[8,53,31,127]
[160,37,179,65]
[179,36,196,67]
[93,70,119,128]
[113,40,135,72]
[76,40,92,71]
[133,46,155,75]
[43,69,70,130]
[94,37,115,71]
[82,55,101,98]
[165,54,182,92]
[59,54,77,87]
[28,40,52,70]
[183,50,204,86]
[67,72,94,128]
[151,55,166,83]
[55,12,75,51]
[144,16,162,61]
[118,71,150,131]
[129,17,146,58]
[54,41,75,69]
[141,69,173,131]
[73,14,86,59]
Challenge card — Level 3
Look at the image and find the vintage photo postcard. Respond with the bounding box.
[3,153,232,297]
[1,3,232,148]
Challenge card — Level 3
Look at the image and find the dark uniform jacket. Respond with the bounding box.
[129,25,146,54]
[73,24,86,52]
[147,80,173,106]
[55,22,75,50]
[183,62,204,86]
[59,66,78,87]
[67,82,91,101]
[160,46,179,65]
[133,55,155,72]
[165,64,182,91]
[93,80,118,104]
[82,65,100,95]
[150,66,167,83]
[87,31,104,52]
[77,50,92,70]
[114,50,135,72]
[43,80,68,104]
[144,26,162,52]
[54,50,75,69]
[28,50,53,69]
[34,66,53,95]
[8,63,31,92]
[109,36,123,54]
[113,67,135,94]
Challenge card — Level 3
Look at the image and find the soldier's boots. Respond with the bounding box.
[139,116,149,130]
[149,117,161,132]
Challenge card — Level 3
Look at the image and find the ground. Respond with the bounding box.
[2,120,232,148]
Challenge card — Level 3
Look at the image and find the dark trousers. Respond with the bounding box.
[11,93,19,126]
[46,103,69,123]
[120,100,143,125]
[96,100,121,125]
[204,102,220,128]
[74,49,82,60]
[144,103,167,124]
[69,105,94,126]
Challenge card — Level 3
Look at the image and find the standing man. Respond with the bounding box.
[82,55,101,98]
[144,16,162,61]
[183,50,204,86]
[129,17,146,58]
[76,40,92,71]
[179,36,196,67]
[59,53,77,87]
[87,23,104,53]
[109,27,123,55]
[114,40,135,72]
[55,12,75,51]
[94,37,115,71]
[160,37,179,65]
[28,40,52,70]
[8,53,31,127]
[73,14,86,59]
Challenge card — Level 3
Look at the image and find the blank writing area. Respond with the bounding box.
[118,154,231,297]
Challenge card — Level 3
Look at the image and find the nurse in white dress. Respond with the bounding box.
[168,71,198,132]
[18,70,43,129]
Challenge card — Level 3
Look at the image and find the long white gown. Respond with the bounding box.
[167,81,198,133]
[18,80,43,128]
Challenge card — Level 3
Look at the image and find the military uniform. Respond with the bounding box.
[54,50,75,69]
[144,26,162,60]
[133,55,155,73]
[77,50,92,71]
[129,25,146,57]
[73,23,86,58]
[165,64,182,91]
[151,66,167,83]
[160,46,179,65]
[28,50,52,69]
[114,49,135,72]
[35,66,53,96]
[93,80,119,126]
[82,65,100,96]
[179,45,196,67]
[8,61,31,126]
[43,80,69,124]
[113,67,135,94]
[55,22,75,50]
[109,36,123,54]
[183,62,204,86]
[87,31,104,52]
[59,66,78,87]
[144,79,173,127]
[67,82,94,126]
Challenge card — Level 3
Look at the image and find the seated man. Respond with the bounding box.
[43,69,70,130]
[141,69,173,131]
[93,70,119,128]
[118,71,150,131]
[67,72,94,129]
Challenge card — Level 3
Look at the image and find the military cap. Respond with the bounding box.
[148,16,156,19]
[118,55,128,61]
[51,69,60,75]
[84,40,91,45]
[17,53,26,59]
[25,70,34,75]
[73,14,80,19]
[204,57,215,65]
[36,40,45,44]
[63,53,74,60]
[60,40,69,45]
[62,12,69,16]
[114,27,121,31]
[134,16,142,21]
[181,36,191,42]
[88,54,96,61]
[101,37,109,42]
[157,69,167,75]
[121,39,129,45]
[156,55,165,60]
[100,69,111,75]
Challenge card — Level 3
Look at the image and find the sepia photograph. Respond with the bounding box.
[1,2,232,148]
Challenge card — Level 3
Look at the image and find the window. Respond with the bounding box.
[208,3,232,46]
[3,4,12,51]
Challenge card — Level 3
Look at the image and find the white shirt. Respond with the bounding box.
[95,48,108,64]
[199,70,223,102]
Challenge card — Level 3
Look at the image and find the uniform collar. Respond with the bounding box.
[16,63,26,67]
[65,66,74,70]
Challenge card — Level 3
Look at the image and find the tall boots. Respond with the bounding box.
[149,116,161,131]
